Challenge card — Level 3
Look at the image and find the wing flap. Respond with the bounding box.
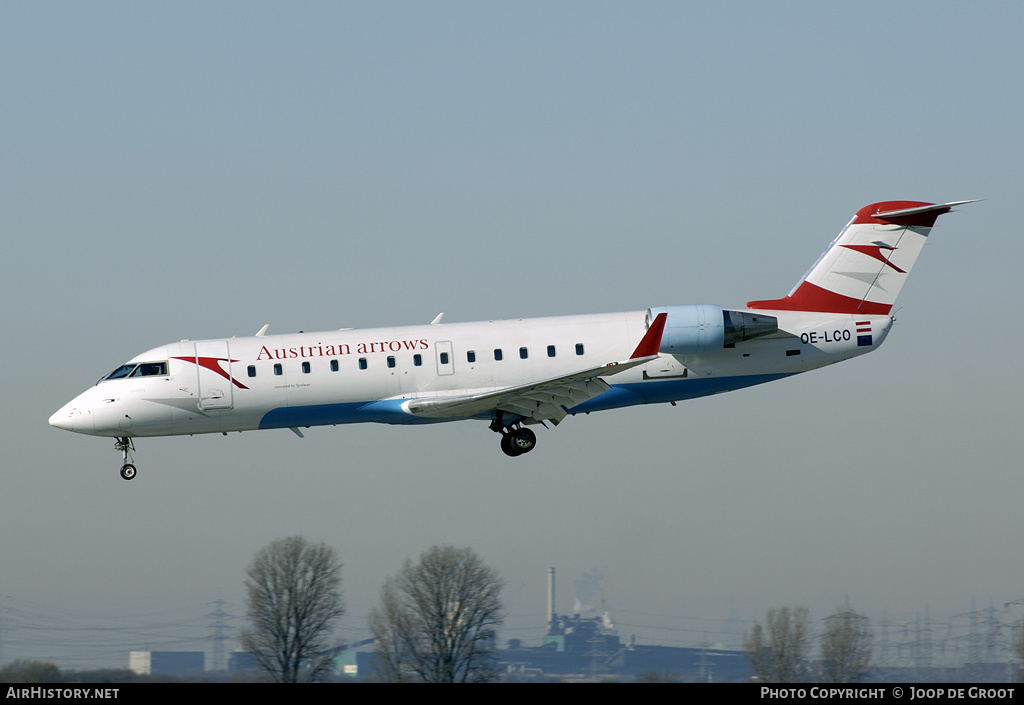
[496,377,613,425]
[405,357,646,423]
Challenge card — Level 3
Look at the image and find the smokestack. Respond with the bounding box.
[547,567,555,630]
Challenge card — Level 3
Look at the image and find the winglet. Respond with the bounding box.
[630,313,667,359]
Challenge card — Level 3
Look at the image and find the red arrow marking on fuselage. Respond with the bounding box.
[172,356,250,390]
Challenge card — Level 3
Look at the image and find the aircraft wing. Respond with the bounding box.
[403,313,667,425]
[404,356,652,424]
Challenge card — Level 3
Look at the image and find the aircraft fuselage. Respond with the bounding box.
[49,308,890,439]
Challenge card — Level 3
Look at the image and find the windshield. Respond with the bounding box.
[102,364,137,382]
[98,361,168,384]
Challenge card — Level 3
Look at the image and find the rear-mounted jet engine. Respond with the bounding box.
[646,305,778,353]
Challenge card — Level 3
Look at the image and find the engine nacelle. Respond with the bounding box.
[647,305,777,354]
[722,309,778,347]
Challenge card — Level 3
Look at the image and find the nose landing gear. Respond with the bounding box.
[115,437,137,480]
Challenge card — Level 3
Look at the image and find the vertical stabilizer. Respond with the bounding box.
[747,201,973,314]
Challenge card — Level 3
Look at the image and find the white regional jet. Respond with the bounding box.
[50,200,972,479]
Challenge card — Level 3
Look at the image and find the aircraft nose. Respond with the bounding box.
[49,405,75,431]
[48,398,95,434]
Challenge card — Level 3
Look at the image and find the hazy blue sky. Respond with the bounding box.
[3,1,1022,669]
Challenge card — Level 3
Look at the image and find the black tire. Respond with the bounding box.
[120,464,137,480]
[511,427,537,453]
[500,434,523,457]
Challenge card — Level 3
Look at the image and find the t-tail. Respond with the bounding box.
[747,200,975,314]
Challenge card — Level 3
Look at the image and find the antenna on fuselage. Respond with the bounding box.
[255,324,270,337]
[431,313,445,325]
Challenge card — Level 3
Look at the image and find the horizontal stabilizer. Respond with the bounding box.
[869,200,978,226]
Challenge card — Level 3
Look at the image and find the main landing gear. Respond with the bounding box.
[491,415,538,457]
[115,437,137,480]
[500,428,537,457]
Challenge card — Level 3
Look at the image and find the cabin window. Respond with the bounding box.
[301,361,311,374]
[467,350,476,363]
[575,343,585,356]
[519,347,528,359]
[439,352,450,365]
[330,359,339,372]
[273,363,283,376]
[247,365,256,378]
[387,356,396,368]
[547,345,556,358]
[413,354,422,366]
[494,349,503,361]
[359,358,368,370]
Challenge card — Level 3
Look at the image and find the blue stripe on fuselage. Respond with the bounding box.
[258,400,447,428]
[256,373,794,429]
[568,373,792,413]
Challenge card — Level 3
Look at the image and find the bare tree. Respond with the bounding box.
[240,536,345,682]
[744,606,812,682]
[369,545,504,682]
[367,575,413,682]
[745,621,771,681]
[820,608,872,682]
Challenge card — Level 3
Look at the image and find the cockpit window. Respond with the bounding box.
[100,361,168,383]
[131,362,168,377]
[103,364,137,381]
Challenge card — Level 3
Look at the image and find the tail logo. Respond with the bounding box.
[840,244,907,274]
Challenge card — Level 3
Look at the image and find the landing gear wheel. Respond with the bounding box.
[115,437,137,480]
[510,427,537,454]
[500,434,523,457]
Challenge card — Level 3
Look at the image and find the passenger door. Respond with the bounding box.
[193,341,234,410]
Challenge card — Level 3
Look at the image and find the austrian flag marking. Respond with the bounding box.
[856,321,873,347]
